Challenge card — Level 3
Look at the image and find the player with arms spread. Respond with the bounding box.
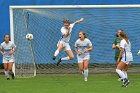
[53,18,84,65]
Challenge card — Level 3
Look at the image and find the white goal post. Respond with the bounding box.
[9,5,140,77]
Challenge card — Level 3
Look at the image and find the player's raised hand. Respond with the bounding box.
[73,18,84,25]
[79,18,84,22]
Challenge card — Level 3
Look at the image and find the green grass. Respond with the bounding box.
[0,74,140,93]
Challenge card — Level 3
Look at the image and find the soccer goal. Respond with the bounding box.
[10,5,140,77]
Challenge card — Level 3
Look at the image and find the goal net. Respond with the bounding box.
[10,5,140,77]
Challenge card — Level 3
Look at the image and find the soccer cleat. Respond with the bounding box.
[7,78,10,80]
[11,73,15,80]
[122,78,129,87]
[56,58,62,66]
[84,77,88,81]
[52,56,56,60]
[124,81,130,87]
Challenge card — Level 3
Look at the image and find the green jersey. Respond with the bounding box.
[113,37,121,57]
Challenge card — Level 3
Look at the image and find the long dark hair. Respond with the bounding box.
[4,34,11,41]
[116,29,123,37]
[120,31,129,44]
[79,31,87,38]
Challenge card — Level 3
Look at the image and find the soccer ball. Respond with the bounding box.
[26,33,33,40]
[137,50,140,55]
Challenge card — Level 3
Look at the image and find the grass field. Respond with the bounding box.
[0,74,140,93]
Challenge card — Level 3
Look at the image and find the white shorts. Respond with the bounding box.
[121,53,133,65]
[3,58,15,64]
[121,60,132,65]
[57,41,71,51]
[77,54,90,63]
[122,61,131,65]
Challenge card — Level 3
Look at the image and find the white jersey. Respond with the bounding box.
[75,38,92,55]
[60,24,74,43]
[0,41,16,60]
[120,39,133,62]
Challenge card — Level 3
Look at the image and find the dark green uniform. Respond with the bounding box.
[113,37,121,61]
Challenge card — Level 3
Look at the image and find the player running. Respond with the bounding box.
[74,32,93,81]
[53,18,84,65]
[0,34,16,80]
[112,29,122,81]
[116,31,133,87]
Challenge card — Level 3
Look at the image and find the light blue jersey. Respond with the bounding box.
[75,38,92,56]
[60,24,74,43]
[0,41,16,60]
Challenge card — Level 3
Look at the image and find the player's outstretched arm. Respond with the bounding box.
[72,18,84,25]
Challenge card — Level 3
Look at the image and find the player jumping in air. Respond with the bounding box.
[116,31,133,87]
[0,34,16,80]
[53,18,84,65]
[75,32,93,81]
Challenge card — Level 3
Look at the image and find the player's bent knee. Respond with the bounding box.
[70,56,74,60]
[84,67,88,69]
[4,68,8,71]
[4,67,8,71]
[79,67,84,71]
[84,65,88,69]
[9,68,12,71]
[79,68,83,71]
[117,62,125,70]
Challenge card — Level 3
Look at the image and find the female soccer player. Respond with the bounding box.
[0,34,16,80]
[53,18,84,65]
[112,29,122,63]
[74,32,93,81]
[112,29,122,81]
[116,31,133,87]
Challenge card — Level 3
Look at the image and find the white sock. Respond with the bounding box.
[116,69,126,79]
[61,56,70,61]
[4,70,9,78]
[81,70,84,75]
[84,69,88,78]
[54,49,59,57]
[122,71,128,79]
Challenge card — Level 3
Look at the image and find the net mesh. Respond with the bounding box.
[12,7,140,77]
